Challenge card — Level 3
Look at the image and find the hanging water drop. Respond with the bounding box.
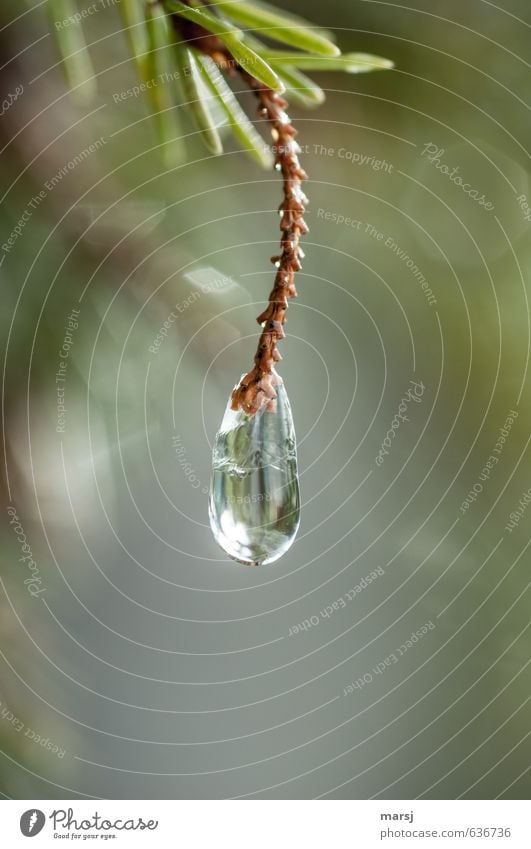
[209,375,300,565]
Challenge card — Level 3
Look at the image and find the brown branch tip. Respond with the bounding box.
[230,74,308,416]
[176,12,309,416]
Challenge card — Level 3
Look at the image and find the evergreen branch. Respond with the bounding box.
[47,0,96,103]
[47,0,393,414]
[198,54,274,168]
[209,0,339,56]
[175,47,224,154]
[49,0,393,163]
[146,1,186,165]
[166,0,285,90]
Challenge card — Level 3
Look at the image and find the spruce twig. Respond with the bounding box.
[50,0,392,414]
[174,3,308,415]
[229,71,307,415]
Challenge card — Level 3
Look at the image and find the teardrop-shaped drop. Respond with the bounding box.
[209,375,300,565]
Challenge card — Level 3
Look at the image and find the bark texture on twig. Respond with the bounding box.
[176,13,308,415]
[230,73,308,415]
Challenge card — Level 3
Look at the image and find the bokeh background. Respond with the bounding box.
[0,0,529,799]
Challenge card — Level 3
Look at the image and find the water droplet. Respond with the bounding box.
[209,375,300,565]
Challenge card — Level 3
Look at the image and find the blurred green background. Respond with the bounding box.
[0,0,529,799]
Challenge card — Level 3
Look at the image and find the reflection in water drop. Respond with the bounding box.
[209,376,300,565]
